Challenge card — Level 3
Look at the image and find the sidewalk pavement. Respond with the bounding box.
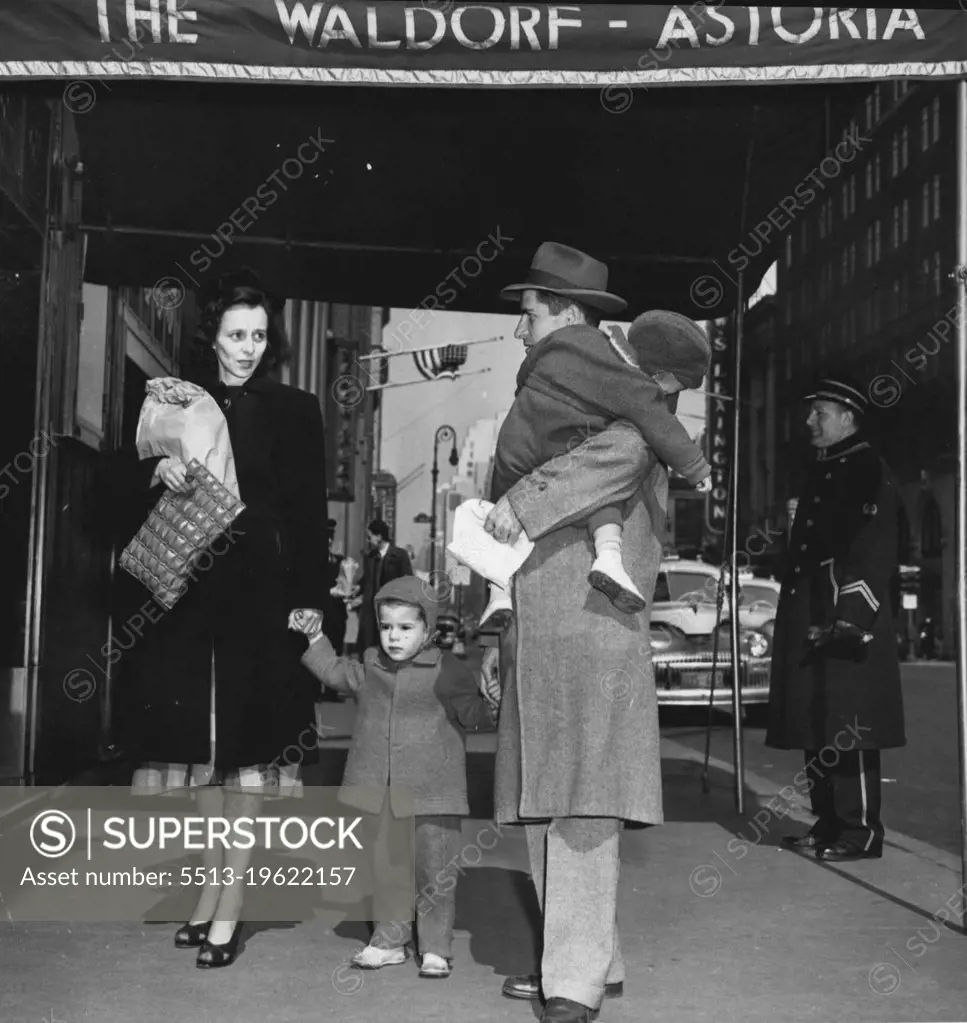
[3,698,967,1023]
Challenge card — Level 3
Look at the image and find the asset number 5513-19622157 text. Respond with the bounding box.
[180,867,356,886]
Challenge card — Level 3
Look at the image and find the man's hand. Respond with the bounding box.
[479,646,501,709]
[484,495,523,545]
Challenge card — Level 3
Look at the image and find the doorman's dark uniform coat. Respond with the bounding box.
[766,434,905,752]
[113,375,328,769]
[357,544,413,653]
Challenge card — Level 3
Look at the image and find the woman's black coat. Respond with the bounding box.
[112,376,328,768]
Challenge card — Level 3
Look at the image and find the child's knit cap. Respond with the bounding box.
[627,310,712,389]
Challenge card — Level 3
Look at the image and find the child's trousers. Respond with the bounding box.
[371,814,462,959]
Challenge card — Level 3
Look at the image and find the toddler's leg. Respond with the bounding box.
[414,815,461,976]
[588,505,648,614]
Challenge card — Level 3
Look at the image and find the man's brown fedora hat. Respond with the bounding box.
[500,241,627,316]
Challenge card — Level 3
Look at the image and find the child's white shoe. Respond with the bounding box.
[479,584,513,630]
[350,944,408,970]
[419,952,452,979]
[589,550,647,614]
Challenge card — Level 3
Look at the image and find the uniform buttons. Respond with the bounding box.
[825,473,832,480]
[800,544,808,551]
[789,587,797,596]
[840,458,847,464]
[794,566,801,573]
[806,519,814,527]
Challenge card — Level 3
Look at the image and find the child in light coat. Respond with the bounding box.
[295,575,497,979]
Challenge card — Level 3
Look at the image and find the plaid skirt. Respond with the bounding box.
[131,652,303,799]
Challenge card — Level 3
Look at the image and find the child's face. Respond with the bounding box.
[379,603,429,662]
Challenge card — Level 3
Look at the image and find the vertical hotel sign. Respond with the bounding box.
[325,337,360,502]
[705,321,732,536]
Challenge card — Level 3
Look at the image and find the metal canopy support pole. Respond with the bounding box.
[953,77,967,917]
[729,276,747,817]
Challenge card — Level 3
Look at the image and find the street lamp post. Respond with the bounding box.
[429,425,458,577]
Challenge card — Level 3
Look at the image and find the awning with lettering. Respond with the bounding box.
[1,4,965,86]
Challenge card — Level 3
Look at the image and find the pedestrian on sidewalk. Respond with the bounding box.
[296,575,497,979]
[478,244,670,1023]
[116,268,328,968]
[766,374,906,862]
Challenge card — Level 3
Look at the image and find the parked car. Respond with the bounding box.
[652,557,780,636]
[651,558,774,714]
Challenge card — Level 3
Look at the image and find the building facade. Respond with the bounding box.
[769,80,957,652]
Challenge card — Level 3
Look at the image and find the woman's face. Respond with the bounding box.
[214,304,269,384]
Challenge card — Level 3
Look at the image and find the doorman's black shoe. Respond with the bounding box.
[502,975,623,1001]
[780,832,833,851]
[816,841,883,862]
[174,921,211,948]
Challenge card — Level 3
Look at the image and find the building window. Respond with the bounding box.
[902,199,909,243]
[801,222,808,254]
[932,95,941,142]
[849,307,856,344]
[841,183,849,220]
[933,174,941,220]
[874,84,881,123]
[864,162,873,199]
[901,126,909,170]
[892,206,900,249]
[922,182,931,227]
[891,133,899,177]
[874,220,882,262]
[921,106,930,150]
[849,176,856,215]
[865,225,873,268]
[841,249,849,285]
[826,199,834,235]
[865,94,874,131]
[921,256,931,295]
[849,241,856,280]
[785,233,793,267]
[934,251,942,295]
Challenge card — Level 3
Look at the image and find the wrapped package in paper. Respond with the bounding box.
[136,377,240,499]
[331,556,359,598]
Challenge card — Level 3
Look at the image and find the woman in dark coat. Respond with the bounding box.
[119,270,327,967]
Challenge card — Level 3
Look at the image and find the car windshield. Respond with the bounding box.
[741,583,779,607]
[664,571,718,604]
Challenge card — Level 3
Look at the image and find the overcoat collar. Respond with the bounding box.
[515,324,608,395]
[374,643,442,672]
[815,432,871,462]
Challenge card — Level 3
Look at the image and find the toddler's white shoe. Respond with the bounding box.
[419,952,452,979]
[479,584,513,630]
[350,944,408,970]
[589,550,647,614]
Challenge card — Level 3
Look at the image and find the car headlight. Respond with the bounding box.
[746,631,769,658]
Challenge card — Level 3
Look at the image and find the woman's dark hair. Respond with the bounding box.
[190,268,290,380]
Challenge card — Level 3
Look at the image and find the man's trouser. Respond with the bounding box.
[525,817,624,1009]
[803,748,883,852]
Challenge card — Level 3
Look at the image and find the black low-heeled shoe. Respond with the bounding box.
[174,921,211,948]
[196,922,244,970]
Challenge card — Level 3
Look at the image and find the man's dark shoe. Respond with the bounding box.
[780,832,833,851]
[502,974,623,1001]
[816,840,882,862]
[541,997,594,1023]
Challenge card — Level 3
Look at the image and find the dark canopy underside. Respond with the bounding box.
[66,78,853,319]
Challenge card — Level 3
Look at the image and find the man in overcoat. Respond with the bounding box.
[481,244,668,1023]
[766,375,906,862]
